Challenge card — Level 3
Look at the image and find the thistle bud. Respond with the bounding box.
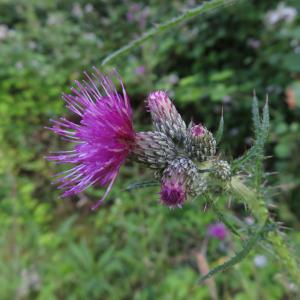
[160,157,207,208]
[147,91,187,142]
[185,123,216,162]
[212,160,231,181]
[132,131,177,169]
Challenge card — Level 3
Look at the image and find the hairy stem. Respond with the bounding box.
[200,221,269,283]
[101,0,240,65]
[230,177,300,285]
[267,230,300,286]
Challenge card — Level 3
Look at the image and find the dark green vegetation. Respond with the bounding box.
[1,0,300,299]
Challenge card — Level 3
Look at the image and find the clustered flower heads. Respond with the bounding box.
[47,70,231,209]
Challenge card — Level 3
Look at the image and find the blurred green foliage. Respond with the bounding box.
[0,0,300,299]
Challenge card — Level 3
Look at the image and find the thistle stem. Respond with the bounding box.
[101,0,240,66]
[200,221,269,283]
[230,177,300,285]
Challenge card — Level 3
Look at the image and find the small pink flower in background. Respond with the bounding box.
[126,2,149,29]
[126,3,141,22]
[207,223,229,240]
[134,65,145,75]
[46,69,135,210]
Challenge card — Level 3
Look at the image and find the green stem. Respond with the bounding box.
[208,198,241,238]
[200,221,269,283]
[101,0,240,66]
[230,177,300,285]
[267,230,300,286]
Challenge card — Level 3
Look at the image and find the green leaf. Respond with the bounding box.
[125,180,159,191]
[261,96,270,142]
[199,221,270,283]
[232,97,270,170]
[252,92,261,138]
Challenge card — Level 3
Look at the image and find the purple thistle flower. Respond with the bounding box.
[160,157,207,208]
[134,65,145,76]
[160,174,187,208]
[147,91,187,142]
[190,124,206,137]
[207,223,228,240]
[46,69,135,210]
[160,183,187,208]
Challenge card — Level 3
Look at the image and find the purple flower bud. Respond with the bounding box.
[160,180,187,208]
[190,124,206,137]
[185,122,216,162]
[132,131,177,169]
[212,160,231,181]
[207,223,228,240]
[147,91,187,142]
[160,157,207,208]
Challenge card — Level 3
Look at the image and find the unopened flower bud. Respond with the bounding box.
[185,123,216,162]
[160,157,207,208]
[132,131,177,169]
[147,91,187,142]
[212,160,231,181]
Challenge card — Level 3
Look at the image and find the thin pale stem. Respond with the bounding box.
[101,0,240,66]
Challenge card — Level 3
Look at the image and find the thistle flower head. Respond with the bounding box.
[132,131,177,169]
[46,69,135,210]
[147,91,187,142]
[160,181,187,208]
[190,124,206,137]
[207,222,228,240]
[212,160,231,181]
[160,167,187,208]
[185,122,216,162]
[160,157,207,208]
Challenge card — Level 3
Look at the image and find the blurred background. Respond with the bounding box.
[1,0,300,299]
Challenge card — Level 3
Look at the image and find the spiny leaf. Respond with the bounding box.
[252,91,261,138]
[261,96,270,141]
[200,221,270,283]
[125,180,159,191]
[232,97,270,170]
[215,109,224,144]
